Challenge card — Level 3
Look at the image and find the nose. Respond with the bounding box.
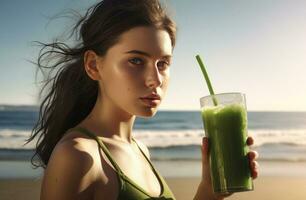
[145,64,162,89]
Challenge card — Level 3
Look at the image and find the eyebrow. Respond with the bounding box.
[125,50,172,59]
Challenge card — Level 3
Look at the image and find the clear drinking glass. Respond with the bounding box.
[200,92,253,194]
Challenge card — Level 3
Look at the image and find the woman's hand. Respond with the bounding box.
[194,136,259,200]
[246,137,259,179]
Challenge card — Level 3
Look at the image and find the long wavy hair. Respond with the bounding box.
[25,0,176,169]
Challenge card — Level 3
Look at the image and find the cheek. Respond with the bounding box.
[161,71,170,90]
[102,62,143,98]
[118,66,144,91]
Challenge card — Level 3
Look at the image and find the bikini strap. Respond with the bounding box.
[67,126,124,175]
[132,138,154,169]
[131,138,165,196]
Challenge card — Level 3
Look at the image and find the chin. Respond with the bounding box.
[136,106,159,118]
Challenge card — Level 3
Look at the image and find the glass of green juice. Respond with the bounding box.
[200,92,253,194]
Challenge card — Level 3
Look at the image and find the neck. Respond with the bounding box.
[80,93,136,143]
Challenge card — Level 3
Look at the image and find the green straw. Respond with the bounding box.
[195,55,218,106]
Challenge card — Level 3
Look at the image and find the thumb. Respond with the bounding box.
[201,137,211,181]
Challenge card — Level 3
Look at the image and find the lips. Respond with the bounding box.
[139,93,161,107]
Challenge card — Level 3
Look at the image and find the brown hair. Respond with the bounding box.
[25,0,176,169]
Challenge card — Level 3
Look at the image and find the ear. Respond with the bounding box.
[83,50,101,81]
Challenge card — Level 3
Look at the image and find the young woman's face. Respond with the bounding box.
[97,26,173,117]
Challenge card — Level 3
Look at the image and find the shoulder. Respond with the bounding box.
[134,138,151,160]
[41,133,100,199]
[51,135,95,169]
[51,130,99,173]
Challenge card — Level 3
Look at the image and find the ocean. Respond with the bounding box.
[1,105,306,164]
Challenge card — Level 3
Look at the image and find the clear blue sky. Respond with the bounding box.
[1,0,306,111]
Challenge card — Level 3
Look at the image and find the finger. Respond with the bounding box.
[250,161,259,169]
[248,151,259,160]
[251,168,258,179]
[250,161,259,179]
[246,136,254,146]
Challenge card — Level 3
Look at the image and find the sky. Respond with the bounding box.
[0,0,306,111]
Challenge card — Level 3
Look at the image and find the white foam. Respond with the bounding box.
[1,128,306,149]
[248,129,306,147]
[133,130,204,147]
[0,129,35,149]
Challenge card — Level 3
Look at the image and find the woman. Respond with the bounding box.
[27,0,259,199]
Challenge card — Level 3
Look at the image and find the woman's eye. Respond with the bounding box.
[157,60,170,70]
[129,58,144,65]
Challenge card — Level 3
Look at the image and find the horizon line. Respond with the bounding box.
[1,104,306,113]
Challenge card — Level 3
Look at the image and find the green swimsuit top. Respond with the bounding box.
[67,127,176,200]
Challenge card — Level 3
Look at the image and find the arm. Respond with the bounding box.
[40,139,97,200]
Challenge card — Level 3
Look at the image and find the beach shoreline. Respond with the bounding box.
[1,110,306,199]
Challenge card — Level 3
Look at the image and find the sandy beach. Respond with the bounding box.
[1,161,306,200]
[1,176,306,200]
[167,177,306,200]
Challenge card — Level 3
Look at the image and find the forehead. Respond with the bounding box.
[112,26,173,57]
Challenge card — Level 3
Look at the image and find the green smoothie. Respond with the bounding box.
[201,103,253,194]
